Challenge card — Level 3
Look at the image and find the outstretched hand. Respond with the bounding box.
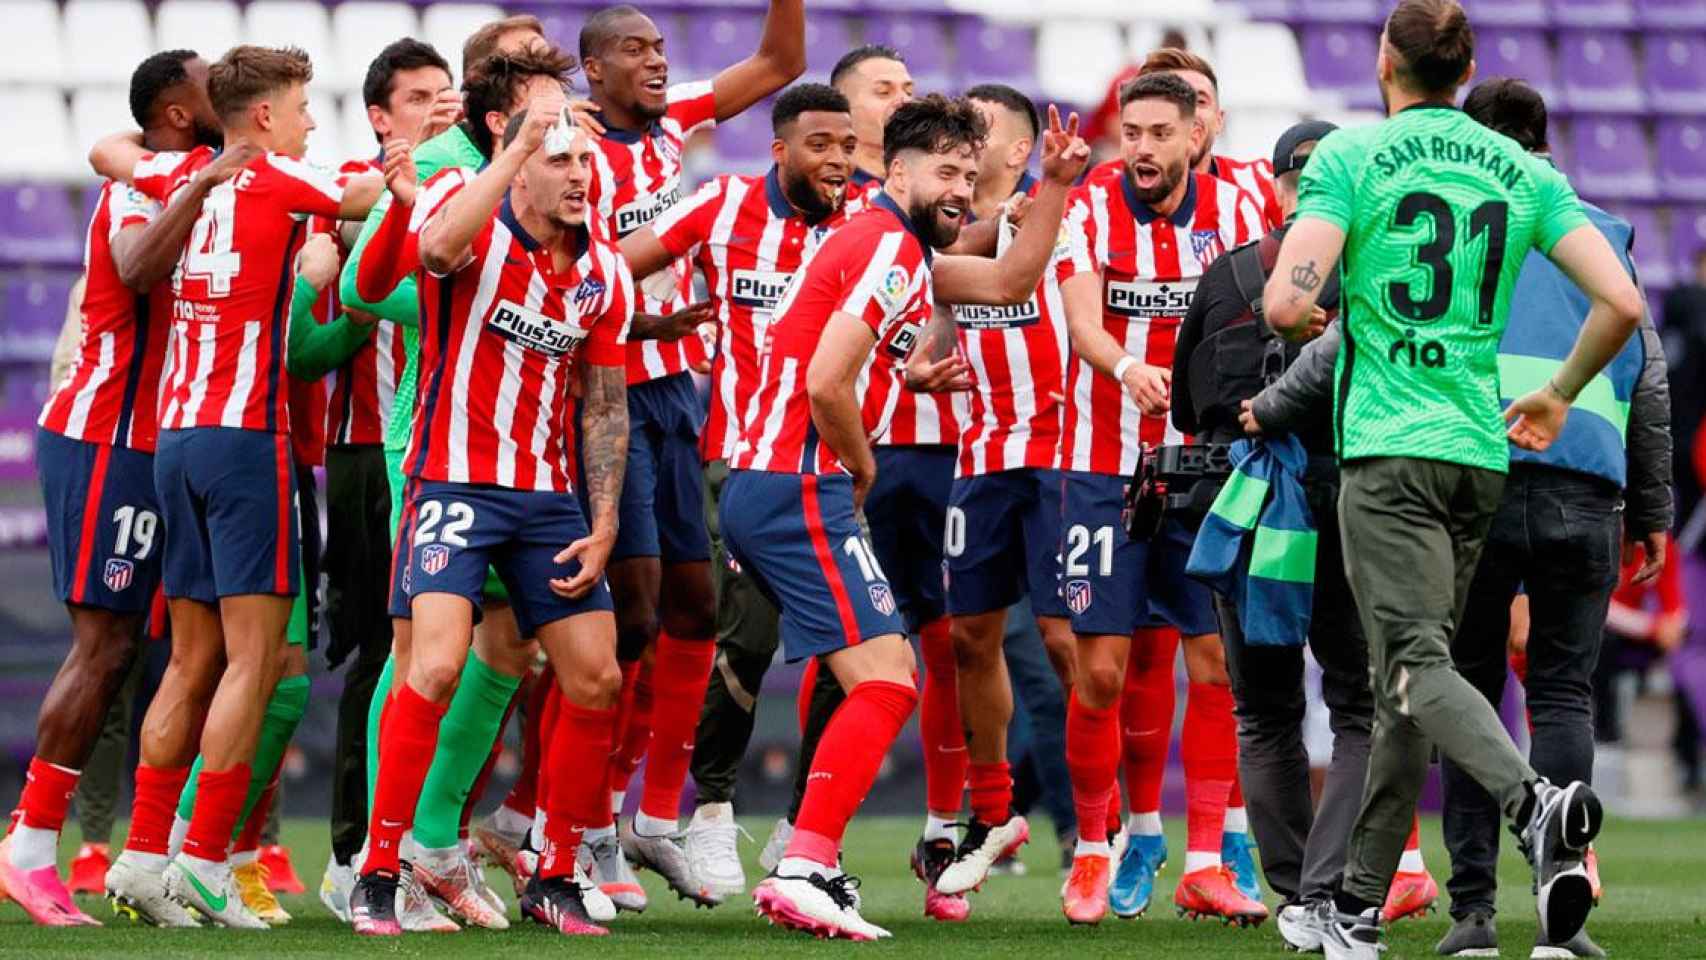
[1040,104,1092,186]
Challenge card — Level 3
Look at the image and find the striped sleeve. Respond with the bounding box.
[585,245,635,366]
[834,231,911,333]
[666,80,718,136]
[1057,189,1098,281]
[107,183,160,238]
[264,154,346,218]
[130,148,202,202]
[652,176,724,259]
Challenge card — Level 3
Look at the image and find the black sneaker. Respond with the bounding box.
[1515,780,1603,946]
[1435,910,1498,956]
[521,874,609,936]
[910,837,956,886]
[350,869,401,936]
[1320,901,1383,960]
[935,814,1028,894]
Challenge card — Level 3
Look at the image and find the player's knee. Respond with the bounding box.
[564,659,623,709]
[1080,660,1124,706]
[410,658,463,704]
[951,624,1001,672]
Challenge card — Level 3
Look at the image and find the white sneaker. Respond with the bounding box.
[753,870,890,941]
[1278,900,1328,953]
[397,862,459,932]
[1109,827,1128,868]
[320,855,354,923]
[414,846,510,930]
[580,832,647,913]
[573,860,617,923]
[1320,901,1384,960]
[164,854,269,929]
[936,815,1030,895]
[106,851,201,928]
[1518,780,1603,947]
[758,818,793,874]
[685,803,749,898]
[621,818,721,906]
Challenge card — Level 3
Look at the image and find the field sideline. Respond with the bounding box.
[1,815,1701,958]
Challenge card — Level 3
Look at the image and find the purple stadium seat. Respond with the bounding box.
[954,20,1037,90]
[1569,117,1656,200]
[682,10,760,76]
[863,14,951,92]
[0,272,75,363]
[1668,207,1706,278]
[3,368,49,419]
[1474,30,1558,106]
[0,184,80,267]
[1557,31,1643,113]
[1226,0,1296,20]
[1294,0,1382,23]
[1603,205,1672,290]
[1637,0,1706,28]
[1549,0,1635,28]
[1300,25,1382,110]
[710,99,774,173]
[802,14,855,82]
[1644,33,1706,114]
[1458,0,1549,27]
[1657,117,1706,202]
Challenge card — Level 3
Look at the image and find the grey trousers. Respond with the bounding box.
[1219,476,1372,904]
[1337,457,1536,907]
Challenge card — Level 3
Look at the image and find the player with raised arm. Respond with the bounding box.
[1053,72,1265,927]
[0,50,222,928]
[722,94,1086,941]
[573,1,804,907]
[1257,3,1642,956]
[349,98,634,938]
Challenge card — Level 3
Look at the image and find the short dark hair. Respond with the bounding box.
[1463,77,1548,152]
[831,44,905,90]
[462,46,579,159]
[882,93,988,170]
[129,49,198,128]
[1384,0,1474,96]
[1139,47,1219,92]
[772,83,850,134]
[208,45,313,124]
[965,83,1039,142]
[362,38,451,110]
[1118,71,1197,117]
[462,14,544,77]
[580,4,648,61]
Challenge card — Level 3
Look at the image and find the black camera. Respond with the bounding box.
[1123,443,1235,541]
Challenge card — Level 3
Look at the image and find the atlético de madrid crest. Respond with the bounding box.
[868,583,896,616]
[1191,229,1225,266]
[103,558,134,593]
[1065,579,1093,615]
[421,544,451,576]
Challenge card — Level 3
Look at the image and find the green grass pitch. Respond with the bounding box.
[3,815,1701,958]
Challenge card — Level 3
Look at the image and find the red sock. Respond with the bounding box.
[796,658,819,734]
[181,763,251,862]
[232,777,278,856]
[1106,782,1123,838]
[638,632,716,823]
[537,682,563,824]
[1183,681,1236,855]
[540,696,617,880]
[365,683,448,874]
[1405,816,1421,852]
[505,675,552,817]
[607,661,651,798]
[125,764,190,855]
[967,762,1011,824]
[786,680,918,866]
[17,757,79,833]
[918,617,968,816]
[1066,690,1120,843]
[1121,626,1178,815]
[1229,774,1244,811]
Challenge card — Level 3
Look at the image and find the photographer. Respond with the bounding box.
[1170,120,1376,950]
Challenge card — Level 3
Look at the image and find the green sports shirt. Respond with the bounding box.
[1296,105,1589,473]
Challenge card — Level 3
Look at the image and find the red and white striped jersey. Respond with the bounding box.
[731,195,934,475]
[1058,171,1264,476]
[868,184,957,449]
[39,180,170,452]
[135,150,346,435]
[407,170,634,492]
[651,167,864,465]
[314,158,405,448]
[1209,154,1281,231]
[954,173,1071,477]
[588,81,717,385]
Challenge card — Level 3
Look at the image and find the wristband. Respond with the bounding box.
[1114,355,1138,382]
[1546,376,1577,403]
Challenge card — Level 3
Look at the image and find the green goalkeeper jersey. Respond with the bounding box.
[1296,105,1588,473]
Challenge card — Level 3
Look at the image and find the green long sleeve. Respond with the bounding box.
[287,275,375,381]
[338,192,421,329]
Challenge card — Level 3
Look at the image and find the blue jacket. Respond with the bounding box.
[1186,436,1316,647]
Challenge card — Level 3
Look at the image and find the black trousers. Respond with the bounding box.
[1442,465,1621,918]
[322,445,395,865]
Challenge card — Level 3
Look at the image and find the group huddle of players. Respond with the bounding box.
[4,0,1444,944]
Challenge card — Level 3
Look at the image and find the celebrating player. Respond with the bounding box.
[830,45,914,191]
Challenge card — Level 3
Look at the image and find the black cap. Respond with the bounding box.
[1272,119,1338,176]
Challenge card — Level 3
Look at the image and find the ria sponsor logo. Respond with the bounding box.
[955,300,1041,329]
[730,269,791,309]
[1105,278,1198,318]
[614,185,683,236]
[486,298,589,356]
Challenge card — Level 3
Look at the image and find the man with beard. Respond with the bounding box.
[572,1,804,908]
[1054,71,1265,927]
[1138,48,1281,230]
[723,93,1088,941]
[611,82,860,901]
[0,49,226,927]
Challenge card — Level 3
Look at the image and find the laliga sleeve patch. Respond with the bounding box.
[874,265,910,313]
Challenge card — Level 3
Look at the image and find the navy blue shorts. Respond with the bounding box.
[864,444,954,631]
[719,470,905,662]
[1058,470,1216,638]
[580,371,709,565]
[38,428,163,614]
[946,467,1068,618]
[398,480,613,636]
[154,428,299,603]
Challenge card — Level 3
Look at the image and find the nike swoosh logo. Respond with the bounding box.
[1123,727,1161,737]
[380,819,404,829]
[1577,802,1591,841]
[937,746,967,754]
[180,864,227,913]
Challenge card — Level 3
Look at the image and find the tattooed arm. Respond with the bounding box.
[552,362,628,599]
[1262,217,1344,342]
